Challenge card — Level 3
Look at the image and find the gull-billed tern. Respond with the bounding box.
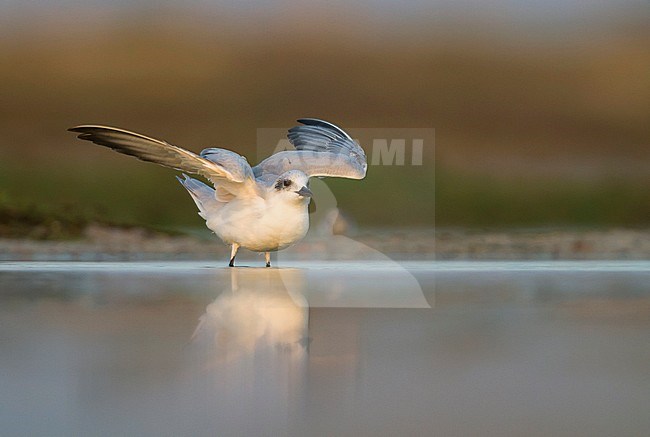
[69,119,367,267]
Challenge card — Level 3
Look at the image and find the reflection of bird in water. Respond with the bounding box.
[69,119,366,267]
[191,268,309,365]
[182,269,308,433]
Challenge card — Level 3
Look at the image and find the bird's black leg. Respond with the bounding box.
[265,252,271,268]
[229,243,240,267]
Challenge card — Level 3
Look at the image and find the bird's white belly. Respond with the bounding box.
[205,198,309,252]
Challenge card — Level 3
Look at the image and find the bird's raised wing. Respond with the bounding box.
[199,148,253,183]
[69,125,259,198]
[253,118,367,179]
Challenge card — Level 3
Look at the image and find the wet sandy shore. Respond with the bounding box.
[0,225,648,261]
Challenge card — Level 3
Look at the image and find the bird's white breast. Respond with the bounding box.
[205,197,310,252]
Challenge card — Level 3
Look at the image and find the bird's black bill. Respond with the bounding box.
[296,186,313,198]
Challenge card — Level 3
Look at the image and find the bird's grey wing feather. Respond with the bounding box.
[254,118,367,179]
[199,148,254,183]
[69,125,259,198]
[254,150,366,179]
[293,118,353,140]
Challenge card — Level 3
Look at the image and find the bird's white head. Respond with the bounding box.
[272,170,312,203]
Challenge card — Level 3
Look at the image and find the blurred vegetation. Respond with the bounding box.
[0,191,108,239]
[0,4,648,232]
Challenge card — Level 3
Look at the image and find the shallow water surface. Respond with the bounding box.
[1,261,649,436]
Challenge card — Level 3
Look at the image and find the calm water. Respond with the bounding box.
[1,261,649,436]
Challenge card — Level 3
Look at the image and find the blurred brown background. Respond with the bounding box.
[0,0,648,230]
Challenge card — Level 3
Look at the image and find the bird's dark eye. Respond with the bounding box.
[283,179,292,187]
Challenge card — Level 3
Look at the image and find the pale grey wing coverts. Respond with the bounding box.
[200,147,255,184]
[68,125,258,197]
[253,118,367,180]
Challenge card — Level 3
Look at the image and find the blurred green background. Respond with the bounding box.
[0,1,648,233]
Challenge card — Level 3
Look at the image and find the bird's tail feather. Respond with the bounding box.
[176,174,221,219]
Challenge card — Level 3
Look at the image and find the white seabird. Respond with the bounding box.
[69,118,367,267]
